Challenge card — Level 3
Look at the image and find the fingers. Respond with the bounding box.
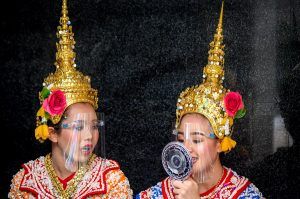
[172,177,199,199]
[173,177,196,188]
[172,180,184,189]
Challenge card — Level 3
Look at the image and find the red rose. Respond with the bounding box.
[224,92,244,117]
[42,90,67,116]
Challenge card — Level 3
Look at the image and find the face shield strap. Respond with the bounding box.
[208,132,216,139]
[173,129,216,140]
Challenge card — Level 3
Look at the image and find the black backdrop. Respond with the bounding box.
[1,0,300,198]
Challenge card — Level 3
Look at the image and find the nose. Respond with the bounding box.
[82,126,93,140]
[183,140,193,153]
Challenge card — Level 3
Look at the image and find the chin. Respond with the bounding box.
[193,163,213,174]
[76,153,90,162]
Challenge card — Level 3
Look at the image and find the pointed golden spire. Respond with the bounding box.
[203,0,225,85]
[42,0,98,114]
[176,0,241,153]
[55,0,76,71]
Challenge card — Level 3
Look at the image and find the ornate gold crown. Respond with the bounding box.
[43,0,98,111]
[176,1,245,152]
[35,0,98,142]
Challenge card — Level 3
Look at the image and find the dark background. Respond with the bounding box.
[1,0,300,198]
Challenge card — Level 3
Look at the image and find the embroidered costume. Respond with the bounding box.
[136,167,263,199]
[9,155,132,198]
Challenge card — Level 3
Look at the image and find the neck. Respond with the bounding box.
[51,145,75,179]
[198,157,223,194]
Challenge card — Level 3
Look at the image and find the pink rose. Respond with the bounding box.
[224,92,244,117]
[42,90,67,116]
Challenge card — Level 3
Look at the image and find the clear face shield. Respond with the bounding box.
[162,123,217,183]
[60,112,106,172]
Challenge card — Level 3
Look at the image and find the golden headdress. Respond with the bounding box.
[35,0,98,142]
[175,1,246,152]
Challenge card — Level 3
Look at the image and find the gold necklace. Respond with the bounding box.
[45,153,96,199]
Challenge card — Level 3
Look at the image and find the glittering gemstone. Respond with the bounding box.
[231,176,238,184]
[172,129,178,135]
[205,89,211,94]
[212,92,219,99]
[99,121,105,126]
[41,117,47,123]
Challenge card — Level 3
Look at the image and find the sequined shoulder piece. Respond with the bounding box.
[200,167,251,199]
[19,156,56,198]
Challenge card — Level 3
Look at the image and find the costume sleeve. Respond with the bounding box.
[8,169,31,199]
[238,183,265,199]
[102,169,133,199]
[135,182,163,199]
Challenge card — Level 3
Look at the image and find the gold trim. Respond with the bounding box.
[45,153,96,198]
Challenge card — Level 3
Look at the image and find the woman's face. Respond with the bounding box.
[57,103,99,164]
[177,114,220,179]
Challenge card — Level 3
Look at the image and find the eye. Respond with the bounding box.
[193,139,203,144]
[91,124,99,130]
[75,126,84,131]
[191,135,204,144]
[177,139,184,143]
[73,124,84,131]
[91,121,102,130]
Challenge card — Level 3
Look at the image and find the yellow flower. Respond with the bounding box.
[37,107,46,117]
[229,117,233,126]
[221,136,236,152]
[35,124,49,142]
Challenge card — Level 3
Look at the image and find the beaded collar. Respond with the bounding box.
[44,153,96,199]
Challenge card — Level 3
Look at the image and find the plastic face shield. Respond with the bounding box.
[60,112,105,172]
[162,123,217,183]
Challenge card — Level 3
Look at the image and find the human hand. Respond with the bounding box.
[172,177,199,199]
